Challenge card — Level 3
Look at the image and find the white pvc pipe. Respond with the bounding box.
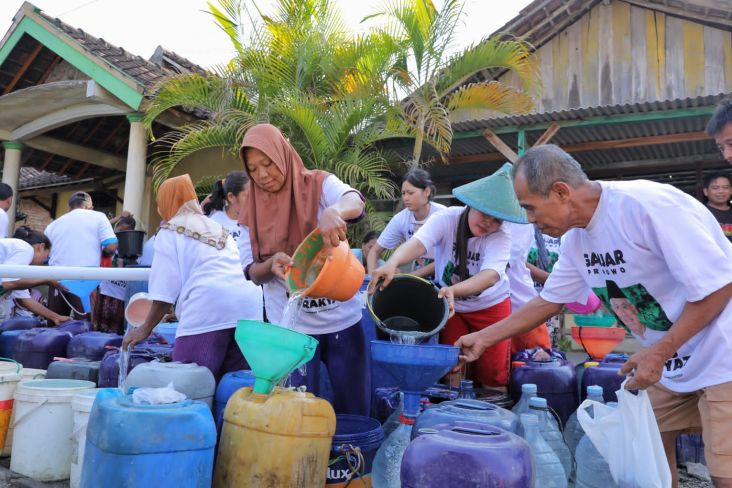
[0,265,150,281]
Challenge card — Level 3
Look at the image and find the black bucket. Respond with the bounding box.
[367,275,449,341]
[116,230,146,258]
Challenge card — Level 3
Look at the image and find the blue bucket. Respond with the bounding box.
[327,415,384,487]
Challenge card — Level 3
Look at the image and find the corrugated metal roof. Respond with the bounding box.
[452,94,727,133]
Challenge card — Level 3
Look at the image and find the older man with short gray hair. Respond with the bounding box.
[456,144,732,487]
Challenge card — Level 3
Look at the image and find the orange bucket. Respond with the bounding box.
[571,326,626,361]
[286,229,365,301]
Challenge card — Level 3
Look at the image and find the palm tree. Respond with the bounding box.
[369,0,540,164]
[145,0,404,206]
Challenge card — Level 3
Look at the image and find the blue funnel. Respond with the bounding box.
[371,340,459,417]
[59,280,101,313]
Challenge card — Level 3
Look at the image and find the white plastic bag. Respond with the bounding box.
[132,382,186,405]
[577,380,672,488]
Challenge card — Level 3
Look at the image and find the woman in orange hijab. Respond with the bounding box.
[122,174,264,379]
[240,124,370,416]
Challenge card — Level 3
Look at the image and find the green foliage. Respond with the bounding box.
[146,0,402,201]
[370,0,540,163]
[145,0,541,206]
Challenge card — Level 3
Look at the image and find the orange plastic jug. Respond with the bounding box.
[214,386,336,488]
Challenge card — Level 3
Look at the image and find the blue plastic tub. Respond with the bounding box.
[327,414,384,486]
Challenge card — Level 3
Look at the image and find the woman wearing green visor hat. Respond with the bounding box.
[373,163,527,388]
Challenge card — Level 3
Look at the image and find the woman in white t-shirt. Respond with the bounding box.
[373,164,527,388]
[203,171,248,242]
[239,124,369,416]
[366,168,445,277]
[202,171,263,302]
[1,227,71,325]
[122,174,263,380]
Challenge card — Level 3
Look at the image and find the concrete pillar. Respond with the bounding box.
[122,113,147,229]
[2,141,23,234]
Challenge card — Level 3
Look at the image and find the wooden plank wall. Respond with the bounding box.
[498,0,732,113]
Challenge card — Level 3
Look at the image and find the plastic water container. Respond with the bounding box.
[67,332,123,361]
[580,353,628,403]
[138,340,175,362]
[327,414,384,487]
[214,370,255,425]
[11,379,95,481]
[214,386,336,487]
[520,413,567,487]
[423,384,458,404]
[413,398,519,438]
[98,348,157,388]
[80,389,216,488]
[13,328,75,370]
[47,359,101,385]
[381,392,404,438]
[511,383,537,416]
[528,397,572,482]
[0,330,24,359]
[70,389,101,488]
[574,359,598,395]
[153,322,178,344]
[56,320,92,335]
[401,421,533,488]
[125,362,216,408]
[2,367,46,457]
[0,317,41,333]
[371,386,400,423]
[510,356,578,427]
[564,385,605,455]
[371,419,413,488]
[575,434,618,488]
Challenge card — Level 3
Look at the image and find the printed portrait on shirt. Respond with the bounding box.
[593,280,672,335]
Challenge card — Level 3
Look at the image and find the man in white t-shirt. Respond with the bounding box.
[456,145,732,487]
[0,183,14,238]
[45,192,118,316]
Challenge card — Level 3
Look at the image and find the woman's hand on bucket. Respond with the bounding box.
[319,207,347,257]
[270,252,293,280]
[371,263,398,291]
[122,326,151,351]
[438,286,455,318]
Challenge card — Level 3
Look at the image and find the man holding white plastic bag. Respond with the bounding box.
[456,145,732,488]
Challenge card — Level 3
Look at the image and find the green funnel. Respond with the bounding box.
[234,320,318,394]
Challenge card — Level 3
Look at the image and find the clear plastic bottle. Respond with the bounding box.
[564,385,604,456]
[574,400,618,488]
[520,414,567,488]
[382,392,403,438]
[371,416,414,488]
[457,379,476,399]
[575,434,618,488]
[528,397,572,482]
[511,383,537,416]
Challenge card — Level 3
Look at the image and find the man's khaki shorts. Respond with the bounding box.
[648,381,732,478]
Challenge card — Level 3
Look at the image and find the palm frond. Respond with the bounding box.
[434,36,540,97]
[143,73,256,130]
[207,0,245,54]
[150,121,244,190]
[445,81,535,118]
